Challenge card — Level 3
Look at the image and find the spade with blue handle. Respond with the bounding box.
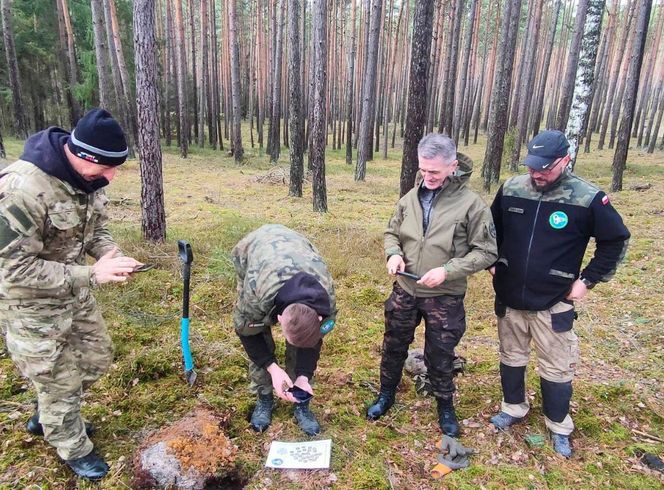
[178,240,197,386]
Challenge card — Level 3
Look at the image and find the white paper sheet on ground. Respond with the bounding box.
[265,439,332,469]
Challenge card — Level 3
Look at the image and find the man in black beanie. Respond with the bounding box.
[0,108,143,480]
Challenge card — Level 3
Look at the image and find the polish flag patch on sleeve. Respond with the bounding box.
[601,195,610,205]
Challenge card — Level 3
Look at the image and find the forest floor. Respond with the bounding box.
[0,132,663,489]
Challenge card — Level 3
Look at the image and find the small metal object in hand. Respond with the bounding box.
[397,271,421,280]
[132,264,155,273]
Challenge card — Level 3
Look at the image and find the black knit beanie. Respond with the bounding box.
[67,108,128,166]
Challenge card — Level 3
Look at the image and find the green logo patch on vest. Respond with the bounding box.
[549,211,568,229]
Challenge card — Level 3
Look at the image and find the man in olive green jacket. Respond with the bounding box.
[367,133,497,437]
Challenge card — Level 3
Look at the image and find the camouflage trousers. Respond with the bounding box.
[0,289,112,460]
[248,329,299,396]
[380,283,466,401]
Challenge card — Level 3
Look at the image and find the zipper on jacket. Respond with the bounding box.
[78,195,89,261]
[521,196,542,306]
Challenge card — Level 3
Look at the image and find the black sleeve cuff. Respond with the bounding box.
[294,340,322,379]
[238,333,276,369]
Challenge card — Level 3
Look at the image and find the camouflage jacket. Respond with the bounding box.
[491,170,630,311]
[231,224,336,336]
[385,155,498,297]
[0,160,118,304]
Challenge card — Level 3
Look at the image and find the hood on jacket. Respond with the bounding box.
[414,151,473,188]
[19,127,109,193]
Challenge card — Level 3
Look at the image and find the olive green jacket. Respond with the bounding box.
[384,156,498,297]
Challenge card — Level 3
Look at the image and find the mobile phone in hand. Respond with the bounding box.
[287,386,313,403]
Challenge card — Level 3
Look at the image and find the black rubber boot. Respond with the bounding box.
[293,401,321,436]
[250,394,274,432]
[26,412,95,437]
[65,451,110,481]
[367,391,395,420]
[437,399,460,437]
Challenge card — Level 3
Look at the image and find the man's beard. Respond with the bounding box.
[530,174,564,192]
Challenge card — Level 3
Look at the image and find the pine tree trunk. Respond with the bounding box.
[269,0,285,163]
[530,0,562,136]
[163,0,173,145]
[345,0,357,165]
[355,0,383,181]
[453,0,477,145]
[509,0,543,171]
[133,0,166,242]
[481,0,522,191]
[91,0,115,111]
[1,0,29,137]
[399,0,435,196]
[442,0,463,136]
[198,0,209,147]
[188,0,198,143]
[173,0,189,157]
[229,0,244,162]
[612,0,651,192]
[54,0,82,126]
[598,0,635,150]
[556,0,590,129]
[646,82,663,153]
[288,0,304,196]
[311,0,328,212]
[565,0,605,168]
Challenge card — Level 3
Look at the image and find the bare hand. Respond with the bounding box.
[387,255,405,276]
[418,267,447,288]
[488,266,496,276]
[92,247,142,284]
[294,375,314,397]
[566,279,588,301]
[267,363,296,402]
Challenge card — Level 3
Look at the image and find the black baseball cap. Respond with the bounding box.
[523,130,570,170]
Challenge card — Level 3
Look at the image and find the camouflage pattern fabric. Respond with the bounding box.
[0,160,118,460]
[248,329,298,395]
[0,289,112,460]
[0,160,118,302]
[502,171,599,207]
[231,224,336,336]
[380,283,466,402]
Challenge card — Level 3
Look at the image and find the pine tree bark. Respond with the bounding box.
[55,0,82,125]
[565,0,605,169]
[646,82,663,153]
[173,0,189,157]
[311,0,328,212]
[509,0,543,171]
[269,0,285,163]
[481,0,523,191]
[1,0,29,137]
[0,128,5,159]
[229,0,244,162]
[399,0,435,196]
[133,0,166,242]
[556,0,590,129]
[288,0,304,196]
[598,0,635,150]
[188,0,198,143]
[612,0,651,191]
[453,0,477,145]
[91,0,115,111]
[355,0,383,181]
[198,0,209,147]
[345,0,357,165]
[441,0,463,136]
